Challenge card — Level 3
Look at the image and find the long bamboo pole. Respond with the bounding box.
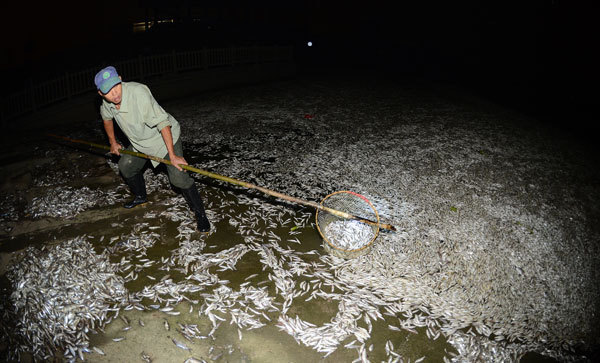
[48,134,396,231]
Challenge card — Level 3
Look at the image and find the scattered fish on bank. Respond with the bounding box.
[1,84,595,363]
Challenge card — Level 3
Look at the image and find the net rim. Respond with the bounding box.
[316,190,380,254]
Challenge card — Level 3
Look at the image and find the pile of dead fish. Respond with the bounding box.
[26,186,121,218]
[323,219,376,250]
[25,160,168,220]
[4,77,597,362]
[0,193,19,222]
[3,237,128,361]
[173,82,599,361]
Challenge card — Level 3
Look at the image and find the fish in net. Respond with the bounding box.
[316,191,380,259]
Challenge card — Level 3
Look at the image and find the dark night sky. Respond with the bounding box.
[3,1,593,70]
[2,1,138,71]
[2,1,597,133]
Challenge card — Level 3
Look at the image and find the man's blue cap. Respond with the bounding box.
[94,66,121,94]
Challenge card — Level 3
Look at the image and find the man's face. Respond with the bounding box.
[98,82,122,105]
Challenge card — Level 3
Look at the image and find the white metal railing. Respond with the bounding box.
[1,45,293,122]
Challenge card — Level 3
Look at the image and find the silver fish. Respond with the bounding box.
[171,337,192,351]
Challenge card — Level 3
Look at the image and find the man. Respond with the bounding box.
[94,66,210,232]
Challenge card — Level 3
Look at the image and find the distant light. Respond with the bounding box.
[307,41,313,47]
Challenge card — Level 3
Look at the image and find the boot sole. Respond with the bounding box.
[123,201,149,209]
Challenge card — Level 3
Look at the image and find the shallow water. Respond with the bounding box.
[2,173,457,362]
[95,186,452,362]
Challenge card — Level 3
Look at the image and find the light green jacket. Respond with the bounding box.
[100,82,181,167]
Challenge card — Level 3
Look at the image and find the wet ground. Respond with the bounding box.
[1,150,452,362]
[0,151,450,363]
[1,72,599,362]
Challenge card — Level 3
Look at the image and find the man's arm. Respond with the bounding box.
[103,119,123,155]
[160,126,187,171]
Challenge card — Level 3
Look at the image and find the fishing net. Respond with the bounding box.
[316,191,380,259]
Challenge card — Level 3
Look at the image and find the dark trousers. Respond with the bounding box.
[118,139,194,190]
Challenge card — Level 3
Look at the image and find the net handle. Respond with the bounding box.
[48,134,397,231]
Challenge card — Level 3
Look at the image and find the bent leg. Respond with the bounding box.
[166,140,210,232]
[165,139,194,189]
[119,145,149,208]
[118,145,148,179]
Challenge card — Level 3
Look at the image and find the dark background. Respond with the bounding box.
[1,0,597,142]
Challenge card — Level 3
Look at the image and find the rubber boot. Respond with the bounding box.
[181,184,211,232]
[123,173,148,209]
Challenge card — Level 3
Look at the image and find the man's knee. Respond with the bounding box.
[169,169,194,189]
[172,177,194,190]
[119,156,141,179]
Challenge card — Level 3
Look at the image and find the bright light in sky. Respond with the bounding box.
[307,41,312,47]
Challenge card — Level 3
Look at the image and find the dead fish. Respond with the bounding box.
[93,346,105,355]
[184,358,206,363]
[171,337,192,351]
[120,315,130,325]
[244,273,259,281]
[209,352,223,361]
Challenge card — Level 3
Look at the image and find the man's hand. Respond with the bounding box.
[110,142,123,156]
[103,120,122,155]
[170,154,188,171]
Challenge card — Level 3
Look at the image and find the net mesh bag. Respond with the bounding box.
[316,191,380,259]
